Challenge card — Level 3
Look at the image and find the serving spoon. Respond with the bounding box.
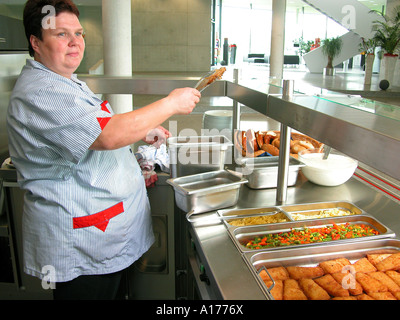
[323,146,331,160]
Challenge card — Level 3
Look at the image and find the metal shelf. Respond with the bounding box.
[225,80,400,181]
[77,75,400,182]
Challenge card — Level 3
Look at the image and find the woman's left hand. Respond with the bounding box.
[143,126,171,148]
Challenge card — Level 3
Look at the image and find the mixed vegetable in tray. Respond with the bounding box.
[245,223,380,249]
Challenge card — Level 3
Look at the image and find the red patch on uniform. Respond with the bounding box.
[96,117,111,130]
[100,100,110,113]
[73,202,124,232]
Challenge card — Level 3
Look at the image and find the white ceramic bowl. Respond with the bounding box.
[298,149,358,186]
[202,110,233,132]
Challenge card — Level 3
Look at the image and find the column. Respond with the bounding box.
[102,0,132,114]
[269,0,286,80]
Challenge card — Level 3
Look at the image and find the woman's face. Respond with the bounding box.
[30,12,85,78]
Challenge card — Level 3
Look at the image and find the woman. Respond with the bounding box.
[6,0,200,299]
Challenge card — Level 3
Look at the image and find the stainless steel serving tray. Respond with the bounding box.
[243,238,400,300]
[281,201,363,221]
[167,170,248,214]
[167,135,233,178]
[217,201,363,230]
[217,207,292,228]
[229,214,396,253]
[239,156,305,189]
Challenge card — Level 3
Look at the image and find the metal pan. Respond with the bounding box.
[243,238,400,299]
[230,215,396,253]
[239,156,305,189]
[167,170,248,215]
[217,207,292,228]
[280,201,364,221]
[218,201,363,229]
[186,206,290,226]
[167,135,233,178]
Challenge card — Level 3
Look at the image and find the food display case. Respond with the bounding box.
[180,75,400,300]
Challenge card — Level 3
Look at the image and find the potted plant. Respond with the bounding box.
[359,37,377,85]
[321,36,343,76]
[370,6,400,87]
[295,37,314,56]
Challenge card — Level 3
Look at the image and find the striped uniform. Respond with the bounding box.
[7,59,154,282]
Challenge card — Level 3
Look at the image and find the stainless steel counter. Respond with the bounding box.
[187,171,400,300]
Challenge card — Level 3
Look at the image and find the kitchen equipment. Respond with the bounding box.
[239,156,305,189]
[298,148,358,186]
[167,170,247,215]
[194,67,226,92]
[194,70,213,92]
[167,135,233,178]
[244,238,400,299]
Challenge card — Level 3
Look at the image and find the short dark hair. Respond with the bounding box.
[23,0,80,56]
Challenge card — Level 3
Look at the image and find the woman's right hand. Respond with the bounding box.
[166,87,201,115]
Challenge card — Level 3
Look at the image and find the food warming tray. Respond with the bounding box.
[243,238,400,300]
[229,214,396,253]
[167,170,248,214]
[280,201,363,220]
[167,135,233,178]
[217,201,363,229]
[239,156,305,189]
[217,207,292,227]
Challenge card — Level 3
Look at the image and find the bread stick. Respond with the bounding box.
[367,253,392,267]
[375,252,400,272]
[352,257,377,273]
[331,272,363,295]
[368,292,396,300]
[265,280,283,300]
[286,266,324,280]
[355,272,388,294]
[299,278,330,300]
[283,279,308,300]
[319,258,351,274]
[385,270,400,287]
[369,271,400,294]
[314,274,350,297]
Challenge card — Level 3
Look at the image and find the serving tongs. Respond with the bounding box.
[194,70,214,92]
[194,67,226,92]
[323,146,331,160]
